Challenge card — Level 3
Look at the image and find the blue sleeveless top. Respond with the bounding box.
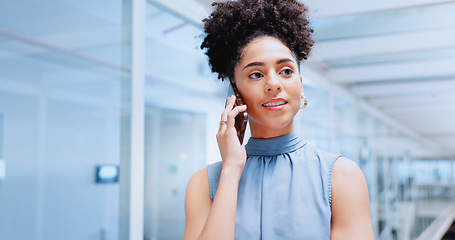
[207,132,340,240]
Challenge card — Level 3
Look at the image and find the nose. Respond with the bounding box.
[265,73,282,92]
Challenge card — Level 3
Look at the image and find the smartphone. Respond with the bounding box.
[227,81,248,144]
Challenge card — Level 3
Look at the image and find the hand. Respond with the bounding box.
[216,95,248,176]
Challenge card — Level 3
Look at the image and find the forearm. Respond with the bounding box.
[198,167,242,240]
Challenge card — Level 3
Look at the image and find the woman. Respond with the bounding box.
[184,0,374,239]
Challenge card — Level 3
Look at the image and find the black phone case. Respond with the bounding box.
[227,82,248,144]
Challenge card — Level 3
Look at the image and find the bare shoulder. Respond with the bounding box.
[332,157,368,204]
[332,157,365,183]
[187,168,209,190]
[331,157,374,239]
[186,167,211,205]
[183,167,212,240]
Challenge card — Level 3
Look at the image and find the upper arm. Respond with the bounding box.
[183,168,212,240]
[330,157,374,240]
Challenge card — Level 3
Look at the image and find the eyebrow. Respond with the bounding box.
[277,58,295,65]
[242,58,295,70]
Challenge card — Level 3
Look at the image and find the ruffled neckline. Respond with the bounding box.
[245,132,306,156]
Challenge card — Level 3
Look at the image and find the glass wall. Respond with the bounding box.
[143,3,224,239]
[297,85,330,150]
[0,0,132,239]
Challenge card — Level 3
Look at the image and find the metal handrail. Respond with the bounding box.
[416,204,455,240]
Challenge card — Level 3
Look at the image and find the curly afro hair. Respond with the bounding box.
[201,0,314,81]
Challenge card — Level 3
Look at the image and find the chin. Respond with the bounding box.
[248,108,298,128]
[268,121,294,130]
[255,118,294,130]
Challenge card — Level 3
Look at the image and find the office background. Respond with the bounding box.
[0,0,454,239]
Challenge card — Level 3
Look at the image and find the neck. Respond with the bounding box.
[249,121,294,139]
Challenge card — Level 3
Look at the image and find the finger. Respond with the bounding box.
[225,95,236,111]
[219,96,233,131]
[221,95,236,121]
[226,104,247,129]
[218,118,228,131]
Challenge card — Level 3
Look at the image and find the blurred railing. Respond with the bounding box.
[395,183,455,240]
[374,157,455,240]
[415,203,455,240]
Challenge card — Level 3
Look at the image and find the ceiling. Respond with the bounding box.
[305,0,455,157]
[189,0,455,157]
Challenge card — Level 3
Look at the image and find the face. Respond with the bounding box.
[233,36,304,138]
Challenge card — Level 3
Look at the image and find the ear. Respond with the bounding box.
[300,76,304,99]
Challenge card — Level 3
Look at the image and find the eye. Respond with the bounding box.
[249,72,263,79]
[280,68,294,76]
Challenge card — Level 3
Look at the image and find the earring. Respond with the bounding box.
[300,96,308,109]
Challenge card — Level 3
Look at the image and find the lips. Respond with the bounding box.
[262,98,287,110]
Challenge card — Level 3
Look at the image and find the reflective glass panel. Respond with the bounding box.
[0,0,131,239]
[144,3,222,239]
